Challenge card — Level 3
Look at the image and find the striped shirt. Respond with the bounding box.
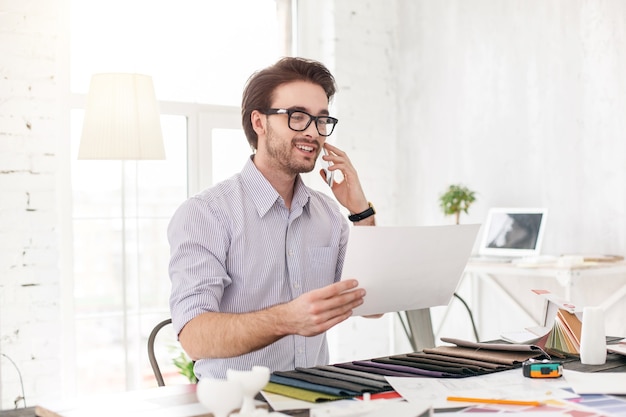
[168,156,349,379]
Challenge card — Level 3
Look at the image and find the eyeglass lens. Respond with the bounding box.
[289,111,336,136]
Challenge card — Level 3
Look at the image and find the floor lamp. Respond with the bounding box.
[78,73,165,160]
[77,73,165,387]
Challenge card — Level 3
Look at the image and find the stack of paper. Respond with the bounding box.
[608,341,626,356]
[545,309,582,354]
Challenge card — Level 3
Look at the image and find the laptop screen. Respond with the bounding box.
[479,208,547,258]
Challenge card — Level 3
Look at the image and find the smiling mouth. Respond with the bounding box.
[295,143,315,153]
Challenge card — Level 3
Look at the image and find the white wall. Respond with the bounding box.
[0,0,69,409]
[308,0,626,357]
[2,0,626,408]
[395,0,626,256]
[327,0,626,250]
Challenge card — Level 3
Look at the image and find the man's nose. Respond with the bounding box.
[303,119,319,137]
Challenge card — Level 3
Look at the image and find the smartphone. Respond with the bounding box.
[322,148,334,187]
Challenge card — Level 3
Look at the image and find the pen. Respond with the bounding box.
[446,396,543,407]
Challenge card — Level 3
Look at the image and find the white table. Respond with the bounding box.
[434,260,626,342]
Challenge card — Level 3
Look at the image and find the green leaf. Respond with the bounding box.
[171,349,198,384]
[438,184,477,222]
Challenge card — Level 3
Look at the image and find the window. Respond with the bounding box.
[70,0,284,104]
[70,0,285,395]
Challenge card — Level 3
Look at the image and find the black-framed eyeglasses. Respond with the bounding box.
[263,108,339,137]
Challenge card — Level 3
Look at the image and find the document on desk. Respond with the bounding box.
[608,341,626,356]
[342,224,480,316]
[386,369,576,410]
[563,369,626,395]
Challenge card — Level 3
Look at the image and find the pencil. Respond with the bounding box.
[446,396,543,407]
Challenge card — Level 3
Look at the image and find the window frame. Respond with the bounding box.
[67,94,242,392]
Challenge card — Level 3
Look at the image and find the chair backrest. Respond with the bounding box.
[147,318,173,386]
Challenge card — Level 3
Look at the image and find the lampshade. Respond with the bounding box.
[78,73,166,160]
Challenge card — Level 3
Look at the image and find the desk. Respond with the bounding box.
[0,354,623,417]
[0,407,36,417]
[32,384,207,417]
[441,260,626,341]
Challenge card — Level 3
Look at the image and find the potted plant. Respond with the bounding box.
[439,184,476,225]
[172,348,198,384]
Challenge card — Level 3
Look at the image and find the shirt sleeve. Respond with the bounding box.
[167,196,231,337]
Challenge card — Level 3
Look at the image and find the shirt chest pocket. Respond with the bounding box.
[306,246,340,289]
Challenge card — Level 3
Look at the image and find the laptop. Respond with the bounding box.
[472,207,548,262]
[341,224,480,316]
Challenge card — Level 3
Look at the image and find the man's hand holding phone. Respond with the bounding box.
[320,143,374,226]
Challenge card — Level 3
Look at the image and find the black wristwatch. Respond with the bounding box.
[348,202,376,222]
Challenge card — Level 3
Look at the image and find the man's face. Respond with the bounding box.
[258,81,329,176]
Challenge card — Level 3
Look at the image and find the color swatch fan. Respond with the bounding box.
[545,309,582,355]
[529,289,583,356]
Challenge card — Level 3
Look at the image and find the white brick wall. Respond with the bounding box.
[0,0,65,409]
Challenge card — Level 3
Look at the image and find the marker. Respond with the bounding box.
[446,396,543,407]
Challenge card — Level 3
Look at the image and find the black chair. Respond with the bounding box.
[147,318,173,386]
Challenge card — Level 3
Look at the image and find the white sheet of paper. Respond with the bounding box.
[608,341,626,356]
[563,369,626,395]
[261,393,431,417]
[436,413,566,417]
[310,399,431,417]
[342,225,480,316]
[386,369,576,410]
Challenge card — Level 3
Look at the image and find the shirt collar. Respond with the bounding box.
[241,156,311,217]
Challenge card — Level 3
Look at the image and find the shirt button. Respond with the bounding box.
[288,249,294,256]
[293,282,300,289]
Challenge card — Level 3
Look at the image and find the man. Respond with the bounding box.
[168,57,376,379]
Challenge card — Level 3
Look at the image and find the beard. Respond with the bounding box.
[264,122,319,175]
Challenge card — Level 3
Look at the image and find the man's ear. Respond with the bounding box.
[251,110,265,135]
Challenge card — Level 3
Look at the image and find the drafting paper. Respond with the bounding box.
[342,225,480,316]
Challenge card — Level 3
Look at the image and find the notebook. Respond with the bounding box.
[341,224,480,316]
[473,207,547,262]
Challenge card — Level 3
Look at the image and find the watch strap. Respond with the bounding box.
[348,203,376,222]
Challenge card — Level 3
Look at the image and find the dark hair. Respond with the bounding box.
[241,57,337,150]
